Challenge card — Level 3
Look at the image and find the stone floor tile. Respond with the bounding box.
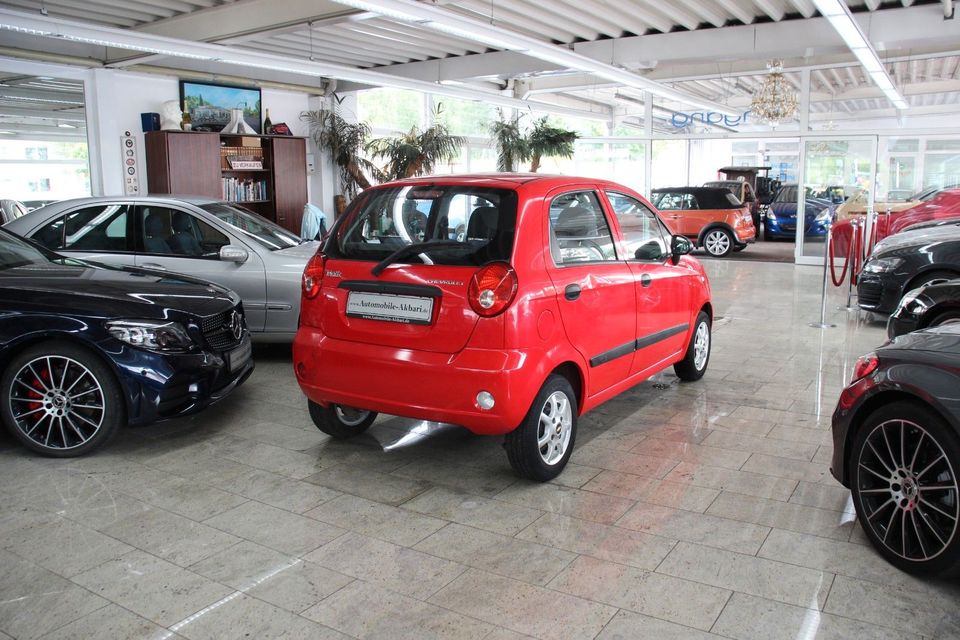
[171,593,349,640]
[581,470,721,512]
[628,436,751,469]
[188,541,354,613]
[546,555,730,631]
[71,550,231,628]
[788,481,856,513]
[401,487,543,536]
[663,462,798,501]
[414,522,576,585]
[657,542,833,610]
[203,501,343,557]
[823,575,958,638]
[304,465,432,506]
[706,492,854,541]
[3,516,134,577]
[570,445,679,479]
[305,494,446,546]
[595,610,726,640]
[304,532,466,600]
[430,569,616,640]
[700,431,819,461]
[617,502,770,554]
[303,579,493,640]
[38,604,177,640]
[0,550,108,640]
[712,592,918,640]
[101,506,241,568]
[740,453,831,483]
[516,512,675,570]
[390,459,518,497]
[493,482,635,525]
[212,467,342,514]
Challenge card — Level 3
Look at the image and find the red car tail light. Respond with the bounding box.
[302,252,327,299]
[468,262,518,317]
[851,353,879,383]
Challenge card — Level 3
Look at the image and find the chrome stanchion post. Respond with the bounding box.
[841,218,858,311]
[809,222,837,329]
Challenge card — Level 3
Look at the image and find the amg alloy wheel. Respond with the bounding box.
[850,401,960,576]
[1,342,122,457]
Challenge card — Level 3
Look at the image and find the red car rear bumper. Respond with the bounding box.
[293,326,542,435]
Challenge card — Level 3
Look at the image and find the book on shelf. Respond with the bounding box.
[221,177,268,202]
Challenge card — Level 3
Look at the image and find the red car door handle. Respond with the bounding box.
[641,274,652,288]
[564,284,581,300]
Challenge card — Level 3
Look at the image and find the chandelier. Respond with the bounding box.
[750,60,799,127]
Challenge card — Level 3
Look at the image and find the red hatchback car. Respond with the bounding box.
[293,175,713,480]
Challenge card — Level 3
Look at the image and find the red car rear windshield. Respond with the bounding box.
[329,185,518,266]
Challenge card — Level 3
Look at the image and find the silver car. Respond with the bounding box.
[4,196,319,342]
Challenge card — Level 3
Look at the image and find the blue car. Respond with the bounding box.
[0,228,253,457]
[765,184,834,241]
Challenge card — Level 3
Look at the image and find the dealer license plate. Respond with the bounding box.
[346,291,434,325]
[226,337,252,373]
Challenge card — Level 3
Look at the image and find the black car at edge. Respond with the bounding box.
[887,278,960,339]
[857,225,960,314]
[831,324,960,576]
[0,228,253,456]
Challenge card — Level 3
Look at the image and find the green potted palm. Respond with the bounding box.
[527,116,578,172]
[489,113,529,172]
[366,107,465,179]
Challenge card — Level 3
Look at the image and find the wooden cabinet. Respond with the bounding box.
[145,131,308,235]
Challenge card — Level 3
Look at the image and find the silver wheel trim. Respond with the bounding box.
[856,418,958,562]
[704,231,730,255]
[335,405,370,427]
[693,321,710,371]
[9,355,105,450]
[537,390,573,466]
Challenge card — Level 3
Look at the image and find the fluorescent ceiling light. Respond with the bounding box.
[326,0,739,115]
[812,0,908,110]
[0,7,615,121]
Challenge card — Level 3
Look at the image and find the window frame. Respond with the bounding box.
[35,203,133,254]
[133,205,231,260]
[547,188,621,267]
[603,190,670,263]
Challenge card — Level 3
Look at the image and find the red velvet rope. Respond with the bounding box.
[850,224,863,286]
[828,226,849,287]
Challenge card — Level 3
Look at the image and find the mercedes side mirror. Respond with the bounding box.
[670,234,692,264]
[219,245,249,264]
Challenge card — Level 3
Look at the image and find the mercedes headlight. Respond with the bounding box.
[106,320,195,352]
[862,257,904,274]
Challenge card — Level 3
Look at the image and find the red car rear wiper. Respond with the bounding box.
[371,240,466,277]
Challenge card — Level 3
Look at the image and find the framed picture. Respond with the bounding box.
[180,80,261,133]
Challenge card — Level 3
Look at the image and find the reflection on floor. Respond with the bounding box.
[1,259,959,640]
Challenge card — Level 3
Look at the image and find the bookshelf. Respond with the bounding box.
[145,131,308,234]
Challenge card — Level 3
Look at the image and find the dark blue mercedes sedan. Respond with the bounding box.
[0,228,253,457]
[765,184,834,241]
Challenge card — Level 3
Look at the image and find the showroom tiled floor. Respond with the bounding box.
[1,258,959,640]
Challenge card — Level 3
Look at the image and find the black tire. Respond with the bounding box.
[504,374,577,482]
[702,228,734,257]
[674,311,711,382]
[308,400,376,438]
[848,400,960,577]
[0,341,123,457]
[763,227,774,242]
[733,244,746,252]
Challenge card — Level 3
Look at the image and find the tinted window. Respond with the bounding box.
[606,192,667,261]
[200,202,300,250]
[330,186,517,266]
[654,192,698,210]
[35,205,129,252]
[776,186,798,203]
[138,206,229,258]
[549,191,617,264]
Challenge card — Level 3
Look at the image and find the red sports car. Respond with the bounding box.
[293,174,713,480]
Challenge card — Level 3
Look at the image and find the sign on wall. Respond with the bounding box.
[121,131,140,196]
[671,111,751,128]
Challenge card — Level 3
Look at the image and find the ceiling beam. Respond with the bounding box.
[0,106,86,121]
